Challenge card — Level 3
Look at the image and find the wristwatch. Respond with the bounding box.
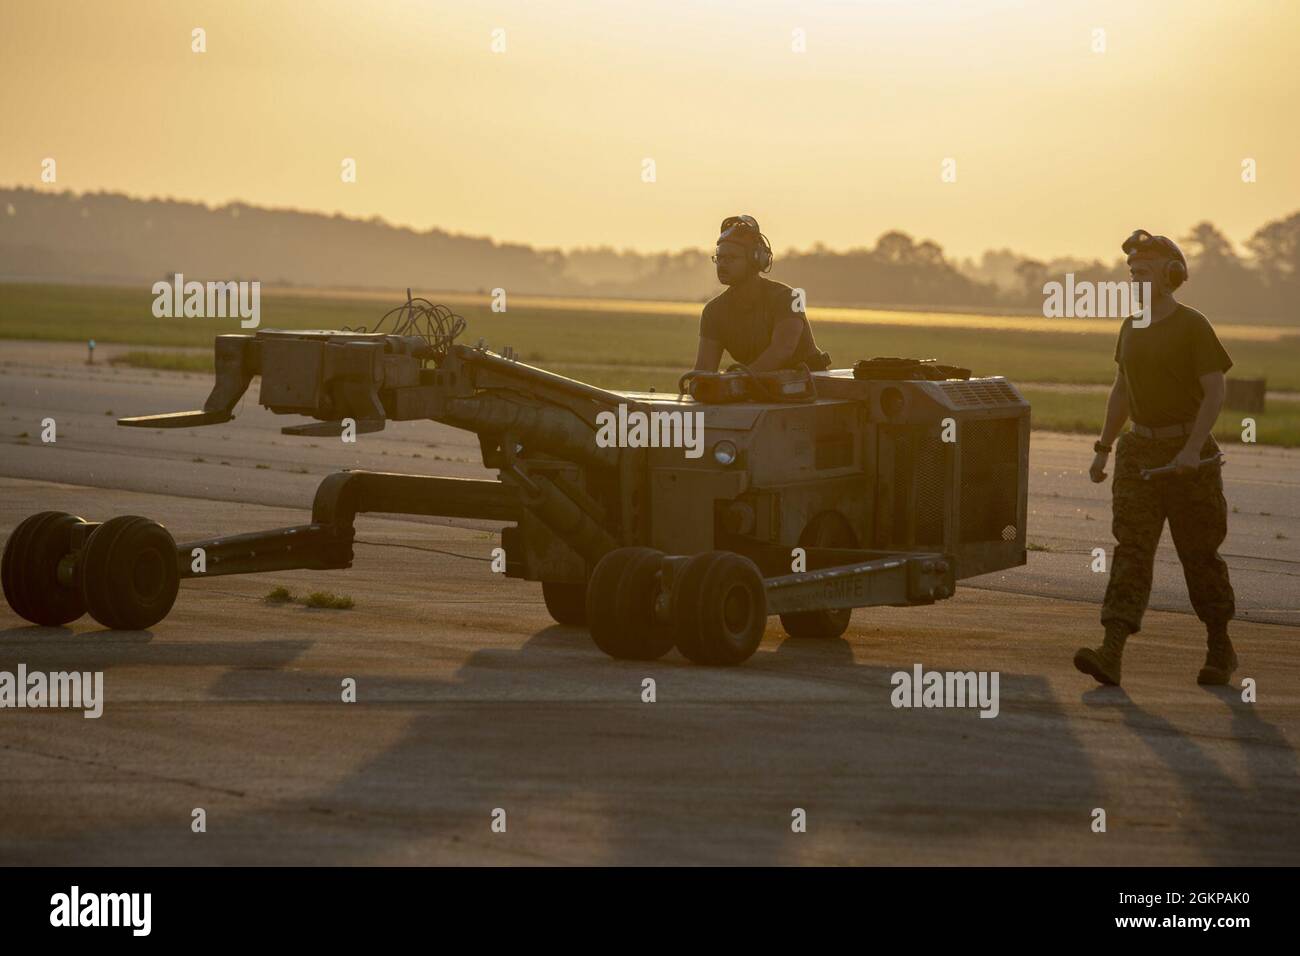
[1094,440,1112,454]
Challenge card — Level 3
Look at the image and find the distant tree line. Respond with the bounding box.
[958,219,1300,321]
[2,188,1296,323]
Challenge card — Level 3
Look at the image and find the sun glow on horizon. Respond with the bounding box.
[1,0,1296,262]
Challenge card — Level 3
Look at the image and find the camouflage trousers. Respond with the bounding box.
[1101,431,1235,634]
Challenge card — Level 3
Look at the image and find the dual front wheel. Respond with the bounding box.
[1,511,86,626]
[586,547,768,666]
[2,512,179,630]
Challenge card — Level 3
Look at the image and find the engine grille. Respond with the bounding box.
[959,418,1020,542]
[914,435,946,545]
[939,379,1021,408]
[876,413,1021,551]
[880,425,947,548]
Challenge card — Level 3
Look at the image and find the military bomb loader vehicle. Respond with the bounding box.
[2,296,1030,666]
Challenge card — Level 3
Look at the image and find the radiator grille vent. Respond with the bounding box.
[880,425,947,548]
[960,418,1020,543]
[915,435,946,545]
[939,379,1021,408]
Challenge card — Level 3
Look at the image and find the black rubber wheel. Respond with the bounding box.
[542,580,587,626]
[779,511,856,640]
[668,552,714,664]
[672,551,767,666]
[611,548,674,660]
[587,547,671,659]
[76,515,179,630]
[1,511,88,626]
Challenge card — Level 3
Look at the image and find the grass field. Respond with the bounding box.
[3,282,1298,444]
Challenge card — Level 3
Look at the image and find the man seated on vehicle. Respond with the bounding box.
[693,214,832,373]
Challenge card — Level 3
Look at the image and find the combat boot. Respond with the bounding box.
[1074,623,1129,686]
[1197,624,1238,686]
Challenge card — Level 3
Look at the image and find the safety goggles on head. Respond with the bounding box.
[1123,229,1176,259]
[716,214,774,273]
[1122,228,1188,288]
[720,214,761,237]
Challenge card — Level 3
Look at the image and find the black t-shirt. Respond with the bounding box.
[1113,304,1233,426]
[700,276,820,368]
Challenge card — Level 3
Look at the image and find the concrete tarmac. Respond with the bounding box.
[0,344,1296,864]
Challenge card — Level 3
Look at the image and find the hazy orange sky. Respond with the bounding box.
[2,0,1297,262]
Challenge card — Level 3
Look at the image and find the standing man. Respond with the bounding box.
[693,214,831,373]
[1074,229,1237,687]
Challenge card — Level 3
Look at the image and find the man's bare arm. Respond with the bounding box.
[1172,371,1225,473]
[748,316,803,372]
[694,337,723,372]
[1090,370,1130,483]
[1100,370,1130,447]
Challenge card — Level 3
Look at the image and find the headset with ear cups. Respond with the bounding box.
[719,214,774,274]
[1122,228,1188,289]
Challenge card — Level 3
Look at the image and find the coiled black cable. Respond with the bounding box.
[344,289,467,361]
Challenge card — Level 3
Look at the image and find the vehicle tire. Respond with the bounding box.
[780,607,850,640]
[779,511,856,640]
[587,547,660,659]
[1,511,88,626]
[669,552,714,664]
[611,548,673,660]
[76,515,179,630]
[672,551,767,666]
[542,580,587,626]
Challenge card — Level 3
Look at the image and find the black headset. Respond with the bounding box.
[719,214,774,273]
[1122,228,1188,289]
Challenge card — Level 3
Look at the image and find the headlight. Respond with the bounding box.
[712,440,738,466]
